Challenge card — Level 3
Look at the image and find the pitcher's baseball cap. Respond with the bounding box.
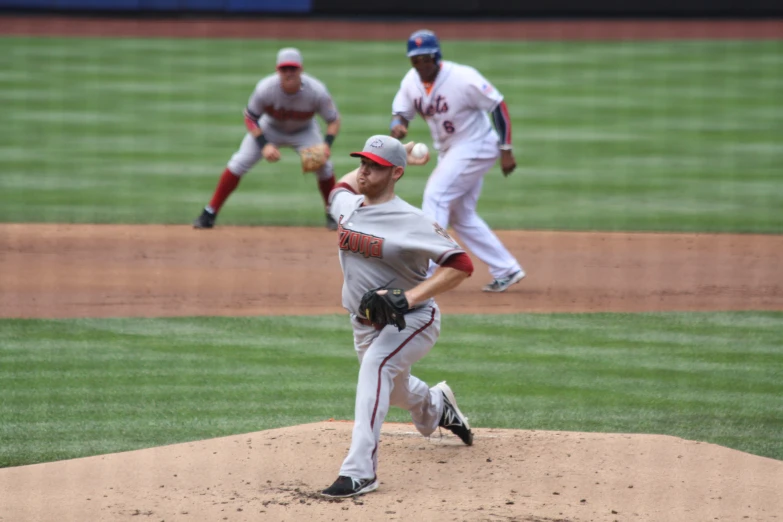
[350,135,407,168]
[276,48,303,69]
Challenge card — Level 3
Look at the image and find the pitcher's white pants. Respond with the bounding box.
[339,305,445,480]
[423,146,521,279]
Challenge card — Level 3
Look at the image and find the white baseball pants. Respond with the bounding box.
[423,145,521,279]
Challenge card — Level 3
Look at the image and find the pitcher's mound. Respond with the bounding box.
[1,421,780,522]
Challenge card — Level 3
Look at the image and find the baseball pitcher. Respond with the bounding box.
[390,30,525,292]
[320,136,474,499]
[193,47,342,230]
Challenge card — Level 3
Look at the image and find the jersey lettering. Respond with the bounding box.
[338,217,384,259]
[413,95,449,119]
[263,105,315,121]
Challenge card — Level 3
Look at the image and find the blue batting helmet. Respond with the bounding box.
[406,30,442,63]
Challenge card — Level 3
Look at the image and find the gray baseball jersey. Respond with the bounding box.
[248,72,338,134]
[328,189,464,315]
[328,185,465,481]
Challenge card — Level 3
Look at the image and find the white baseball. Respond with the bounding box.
[411,143,429,159]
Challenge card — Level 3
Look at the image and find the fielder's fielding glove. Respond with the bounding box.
[359,287,409,331]
[300,143,329,172]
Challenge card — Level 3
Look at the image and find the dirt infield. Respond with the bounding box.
[2,223,782,521]
[2,224,783,319]
[1,422,781,522]
[2,16,782,522]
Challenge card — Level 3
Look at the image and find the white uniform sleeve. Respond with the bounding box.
[391,74,416,121]
[407,217,465,264]
[463,66,504,112]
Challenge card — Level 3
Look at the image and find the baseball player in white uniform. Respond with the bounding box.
[320,135,474,499]
[193,48,342,230]
[390,30,525,292]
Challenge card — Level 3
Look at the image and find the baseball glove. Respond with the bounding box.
[300,143,329,172]
[359,287,409,331]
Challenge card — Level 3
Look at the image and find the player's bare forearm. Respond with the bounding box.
[390,115,409,140]
[492,101,516,176]
[405,266,469,307]
[322,119,341,158]
[500,149,517,176]
[326,119,341,138]
[337,168,361,193]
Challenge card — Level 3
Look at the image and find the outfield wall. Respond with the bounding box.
[315,0,783,17]
[0,0,311,13]
[1,0,781,16]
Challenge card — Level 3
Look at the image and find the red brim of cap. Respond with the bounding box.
[276,62,302,69]
[350,152,394,167]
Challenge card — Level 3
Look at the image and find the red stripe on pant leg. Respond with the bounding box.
[369,307,436,431]
[371,442,378,475]
[367,307,436,475]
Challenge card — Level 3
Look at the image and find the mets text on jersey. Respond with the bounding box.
[414,96,449,118]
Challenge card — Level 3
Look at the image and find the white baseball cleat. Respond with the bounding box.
[482,269,525,293]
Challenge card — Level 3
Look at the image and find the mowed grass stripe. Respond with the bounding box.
[1,311,781,467]
[1,37,781,231]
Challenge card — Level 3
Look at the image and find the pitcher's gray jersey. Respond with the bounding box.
[329,188,464,314]
[248,72,339,134]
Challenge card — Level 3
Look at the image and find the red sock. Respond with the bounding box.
[208,168,241,213]
[318,176,336,206]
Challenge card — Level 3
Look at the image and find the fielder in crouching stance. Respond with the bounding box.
[321,135,474,499]
[193,47,341,230]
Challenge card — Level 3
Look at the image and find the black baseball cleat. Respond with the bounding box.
[435,381,473,446]
[193,208,216,229]
[325,213,338,231]
[321,475,379,498]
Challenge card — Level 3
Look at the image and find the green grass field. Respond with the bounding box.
[1,36,781,468]
[2,312,782,467]
[1,37,782,232]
